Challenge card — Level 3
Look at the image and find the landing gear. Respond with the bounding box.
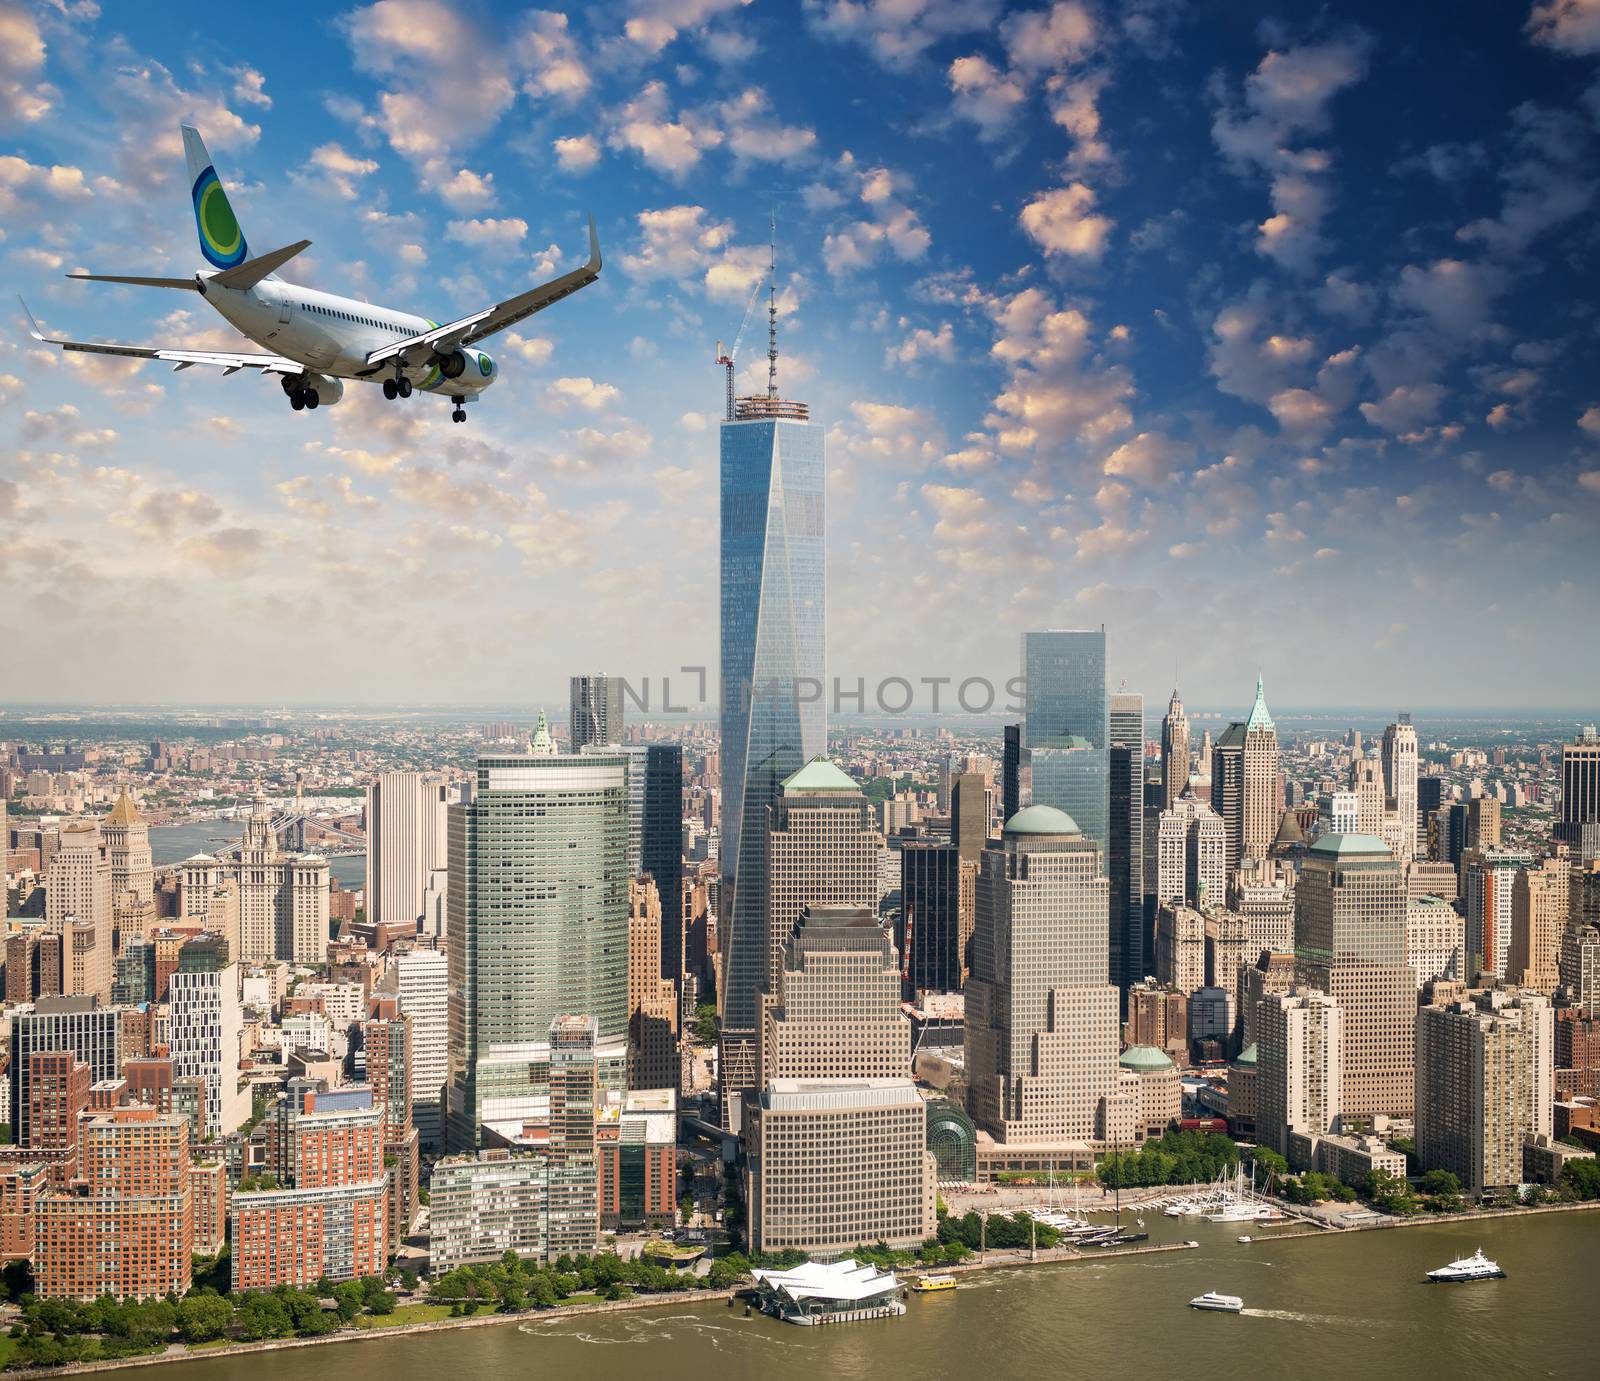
[290,390,305,411]
[451,396,466,424]
[283,377,317,411]
[397,376,413,399]
[383,375,414,401]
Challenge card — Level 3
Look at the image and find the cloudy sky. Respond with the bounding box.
[2,0,1598,713]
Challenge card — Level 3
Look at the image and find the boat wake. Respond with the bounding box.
[517,1314,796,1351]
[1240,1308,1358,1326]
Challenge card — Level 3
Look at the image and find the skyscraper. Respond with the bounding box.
[1002,723,1030,823]
[1160,687,1190,809]
[1242,675,1279,865]
[1295,834,1414,1120]
[1109,691,1145,993]
[719,358,825,1130]
[1381,717,1419,859]
[445,745,630,1148]
[102,789,153,907]
[365,771,447,927]
[1211,724,1244,876]
[569,673,624,751]
[386,948,449,1152]
[1558,727,1600,860]
[1257,989,1342,1162]
[721,758,876,1127]
[46,818,112,1001]
[900,841,965,995]
[965,805,1119,1146]
[641,742,685,982]
[1022,629,1109,854]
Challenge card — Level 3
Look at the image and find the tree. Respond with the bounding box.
[1363,1167,1417,1216]
[360,1276,396,1315]
[236,1293,292,1341]
[1560,1157,1600,1201]
[332,1281,366,1322]
[177,1294,234,1344]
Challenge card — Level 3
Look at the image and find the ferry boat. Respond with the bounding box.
[1426,1249,1505,1283]
[1236,1236,1252,1244]
[1188,1292,1244,1313]
[912,1275,958,1293]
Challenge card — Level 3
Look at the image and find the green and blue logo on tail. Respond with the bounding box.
[192,166,247,269]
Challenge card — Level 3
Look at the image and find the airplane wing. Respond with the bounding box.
[20,298,301,377]
[365,215,601,370]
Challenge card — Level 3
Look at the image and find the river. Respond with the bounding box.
[149,821,364,888]
[88,1212,1597,1381]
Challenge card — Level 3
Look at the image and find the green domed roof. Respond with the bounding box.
[1003,803,1080,836]
[1307,832,1390,857]
[1234,1043,1258,1067]
[781,757,861,794]
[1118,1044,1174,1071]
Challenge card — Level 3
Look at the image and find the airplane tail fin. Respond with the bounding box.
[182,124,250,270]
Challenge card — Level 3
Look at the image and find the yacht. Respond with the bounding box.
[1426,1249,1505,1283]
[1188,1291,1244,1313]
[912,1274,957,1293]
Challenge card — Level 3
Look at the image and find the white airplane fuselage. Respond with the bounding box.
[200,275,498,399]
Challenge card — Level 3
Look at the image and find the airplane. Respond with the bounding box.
[21,124,601,423]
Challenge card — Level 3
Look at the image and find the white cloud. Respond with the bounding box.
[623,0,754,54]
[1359,383,1446,435]
[0,3,55,127]
[517,10,591,100]
[887,322,956,366]
[948,55,1026,141]
[1019,181,1113,259]
[303,142,379,199]
[1103,431,1189,486]
[822,164,931,274]
[1579,405,1600,436]
[719,87,817,163]
[1393,258,1507,337]
[543,376,622,411]
[1457,104,1594,258]
[446,217,528,248]
[504,333,555,365]
[1001,1,1097,74]
[805,0,1001,70]
[230,65,272,109]
[1211,31,1372,271]
[553,134,601,173]
[1527,0,1600,54]
[608,81,723,176]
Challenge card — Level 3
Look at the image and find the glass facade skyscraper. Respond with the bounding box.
[719,400,825,1125]
[1022,629,1109,856]
[445,752,630,1149]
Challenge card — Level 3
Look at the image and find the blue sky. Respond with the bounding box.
[2,0,1598,712]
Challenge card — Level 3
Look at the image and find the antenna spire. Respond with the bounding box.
[766,212,778,401]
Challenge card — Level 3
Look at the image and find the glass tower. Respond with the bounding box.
[445,752,630,1149]
[718,400,826,1100]
[1022,629,1109,857]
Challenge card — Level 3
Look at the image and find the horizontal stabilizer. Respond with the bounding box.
[210,239,311,291]
[67,273,199,291]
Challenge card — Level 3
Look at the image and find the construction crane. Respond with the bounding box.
[714,274,765,422]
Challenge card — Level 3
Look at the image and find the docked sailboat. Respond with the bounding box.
[1426,1249,1505,1283]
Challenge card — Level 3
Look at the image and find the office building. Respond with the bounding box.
[1560,923,1600,1015]
[1156,793,1227,911]
[627,877,679,1091]
[1160,687,1190,809]
[1022,629,1109,853]
[1381,718,1419,859]
[10,997,119,1146]
[102,789,154,908]
[719,369,826,1142]
[1230,869,1296,957]
[747,907,934,1257]
[446,748,630,1148]
[1416,990,1553,1196]
[1241,676,1279,864]
[1154,901,1207,997]
[178,798,329,964]
[1257,990,1342,1164]
[723,758,877,1129]
[45,818,112,1001]
[365,771,447,927]
[1468,796,1502,852]
[1210,723,1244,876]
[965,805,1119,1146]
[900,842,968,995]
[34,1107,193,1301]
[1109,691,1145,991]
[642,742,685,982]
[1296,834,1415,1120]
[1558,728,1600,859]
[1406,895,1465,990]
[1002,723,1030,823]
[1351,757,1387,838]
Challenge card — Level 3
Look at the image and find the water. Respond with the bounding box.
[150,821,365,888]
[88,1213,1596,1381]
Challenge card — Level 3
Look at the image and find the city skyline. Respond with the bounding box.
[2,1,1598,709]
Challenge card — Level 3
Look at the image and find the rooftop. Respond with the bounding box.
[751,1258,900,1303]
[1246,674,1275,733]
[1118,1044,1175,1072]
[782,757,860,794]
[1003,803,1080,836]
[1306,832,1392,858]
